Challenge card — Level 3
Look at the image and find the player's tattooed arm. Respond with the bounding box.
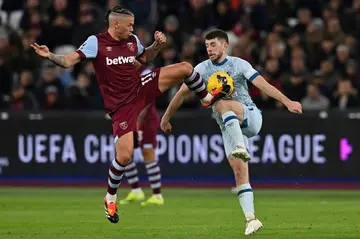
[48,53,67,67]
[48,52,82,68]
[31,42,81,68]
[137,42,162,64]
[146,41,162,59]
[137,31,166,64]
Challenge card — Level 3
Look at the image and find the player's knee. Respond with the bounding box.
[214,100,231,114]
[115,156,131,166]
[179,62,193,77]
[115,146,133,165]
[215,100,245,121]
[142,148,155,162]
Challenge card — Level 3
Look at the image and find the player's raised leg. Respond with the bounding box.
[214,100,251,162]
[119,161,145,204]
[104,131,134,223]
[157,62,231,107]
[140,147,164,206]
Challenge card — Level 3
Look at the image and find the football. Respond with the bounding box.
[207,71,234,96]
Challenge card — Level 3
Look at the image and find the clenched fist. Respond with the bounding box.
[160,118,172,134]
[154,31,166,45]
[285,101,303,114]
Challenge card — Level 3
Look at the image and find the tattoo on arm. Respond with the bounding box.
[143,42,162,62]
[150,42,162,52]
[48,53,68,68]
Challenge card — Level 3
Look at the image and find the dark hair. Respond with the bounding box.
[205,29,229,43]
[308,81,319,88]
[104,6,134,22]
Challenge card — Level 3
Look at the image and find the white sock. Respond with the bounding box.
[153,193,163,199]
[222,111,245,150]
[237,183,255,220]
[132,188,143,194]
[106,193,117,203]
[201,93,213,103]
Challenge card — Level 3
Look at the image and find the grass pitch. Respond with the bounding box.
[0,187,360,239]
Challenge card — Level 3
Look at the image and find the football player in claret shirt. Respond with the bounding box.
[31,6,230,223]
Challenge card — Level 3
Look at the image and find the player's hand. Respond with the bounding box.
[154,31,167,45]
[286,101,302,114]
[31,43,50,58]
[160,119,172,134]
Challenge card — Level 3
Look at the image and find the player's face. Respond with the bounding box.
[205,38,227,62]
[115,16,134,39]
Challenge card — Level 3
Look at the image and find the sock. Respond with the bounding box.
[124,161,140,190]
[145,160,162,194]
[222,111,245,151]
[184,70,211,101]
[106,193,117,203]
[237,183,255,219]
[154,194,163,200]
[106,159,125,201]
[132,188,143,194]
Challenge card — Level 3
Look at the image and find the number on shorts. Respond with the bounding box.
[137,130,143,142]
[141,72,153,86]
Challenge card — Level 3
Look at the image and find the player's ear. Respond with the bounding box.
[223,42,229,50]
[114,20,120,29]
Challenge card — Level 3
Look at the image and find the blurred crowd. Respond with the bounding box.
[0,0,359,111]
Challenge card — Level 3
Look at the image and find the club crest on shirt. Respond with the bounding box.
[127,42,135,51]
[119,121,128,130]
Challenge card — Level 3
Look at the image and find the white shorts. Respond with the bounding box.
[221,104,262,158]
[241,105,263,138]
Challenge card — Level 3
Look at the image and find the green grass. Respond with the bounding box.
[0,188,360,238]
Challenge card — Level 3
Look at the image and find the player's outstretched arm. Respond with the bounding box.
[161,83,194,133]
[252,75,303,114]
[137,31,166,64]
[31,43,81,68]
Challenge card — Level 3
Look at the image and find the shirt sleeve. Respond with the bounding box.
[236,58,259,82]
[76,35,98,60]
[194,62,206,75]
[140,68,152,76]
[133,34,145,57]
